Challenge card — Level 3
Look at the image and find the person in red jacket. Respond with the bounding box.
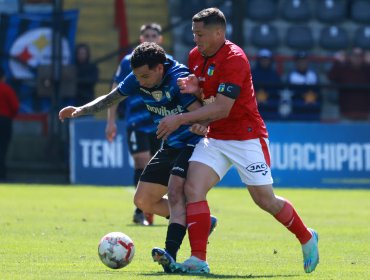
[0,68,19,181]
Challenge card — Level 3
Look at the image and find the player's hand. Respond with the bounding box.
[157,114,182,140]
[105,122,117,142]
[189,123,208,136]
[59,106,83,122]
[177,74,200,94]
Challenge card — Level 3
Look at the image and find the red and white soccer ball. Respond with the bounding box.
[98,232,135,269]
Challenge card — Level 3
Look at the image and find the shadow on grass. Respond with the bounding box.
[141,272,299,278]
[125,224,167,228]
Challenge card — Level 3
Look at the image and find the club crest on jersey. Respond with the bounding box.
[151,90,163,101]
[218,83,225,92]
[207,64,215,76]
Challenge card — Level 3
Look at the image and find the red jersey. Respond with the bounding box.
[188,40,268,140]
[0,82,19,119]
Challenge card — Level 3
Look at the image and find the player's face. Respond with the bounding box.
[132,64,163,89]
[192,21,223,56]
[140,29,163,44]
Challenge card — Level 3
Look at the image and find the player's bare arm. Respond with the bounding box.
[59,88,126,122]
[157,95,233,139]
[106,82,120,142]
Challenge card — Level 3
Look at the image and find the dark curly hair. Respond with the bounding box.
[130,42,167,70]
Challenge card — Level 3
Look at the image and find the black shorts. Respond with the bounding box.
[140,145,195,186]
[126,127,162,156]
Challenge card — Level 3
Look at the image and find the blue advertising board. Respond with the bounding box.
[70,119,370,188]
[219,122,370,188]
[70,117,133,185]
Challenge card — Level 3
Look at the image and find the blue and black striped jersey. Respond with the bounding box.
[117,58,202,148]
[114,53,158,133]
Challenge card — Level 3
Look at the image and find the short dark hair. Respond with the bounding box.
[192,8,226,30]
[140,23,162,35]
[130,42,166,70]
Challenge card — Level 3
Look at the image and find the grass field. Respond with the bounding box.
[0,184,369,280]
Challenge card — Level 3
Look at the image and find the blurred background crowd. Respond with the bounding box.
[0,0,369,182]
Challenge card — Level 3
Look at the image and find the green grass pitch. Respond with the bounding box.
[0,184,369,280]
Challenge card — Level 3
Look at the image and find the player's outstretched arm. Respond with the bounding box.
[177,74,201,98]
[106,82,119,142]
[59,88,126,122]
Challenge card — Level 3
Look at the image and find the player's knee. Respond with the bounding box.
[184,181,201,201]
[253,196,278,214]
[167,186,184,206]
[133,193,148,211]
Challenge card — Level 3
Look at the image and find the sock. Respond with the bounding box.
[134,169,144,214]
[186,201,210,261]
[165,223,186,261]
[274,199,312,244]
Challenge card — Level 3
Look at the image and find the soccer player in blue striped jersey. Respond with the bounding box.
[106,22,172,225]
[106,23,169,225]
[59,42,213,269]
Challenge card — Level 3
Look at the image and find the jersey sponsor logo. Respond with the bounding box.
[145,104,184,116]
[151,90,163,101]
[246,162,268,175]
[207,64,215,76]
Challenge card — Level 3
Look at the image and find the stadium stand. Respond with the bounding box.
[315,0,347,23]
[281,0,312,22]
[351,0,370,24]
[319,25,350,51]
[245,0,278,22]
[182,22,195,47]
[354,26,370,49]
[285,25,315,50]
[250,24,280,50]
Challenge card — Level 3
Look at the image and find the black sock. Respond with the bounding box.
[165,223,186,261]
[134,169,144,214]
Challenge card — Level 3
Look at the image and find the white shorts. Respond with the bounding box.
[189,137,274,186]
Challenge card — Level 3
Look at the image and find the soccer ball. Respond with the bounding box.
[98,232,135,269]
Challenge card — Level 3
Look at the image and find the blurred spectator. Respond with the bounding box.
[286,51,321,121]
[253,49,281,93]
[252,49,282,120]
[74,43,99,106]
[327,47,370,120]
[0,68,19,181]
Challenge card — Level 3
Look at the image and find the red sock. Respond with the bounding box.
[186,201,210,261]
[274,200,312,244]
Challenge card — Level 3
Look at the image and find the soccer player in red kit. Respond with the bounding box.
[156,8,319,274]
